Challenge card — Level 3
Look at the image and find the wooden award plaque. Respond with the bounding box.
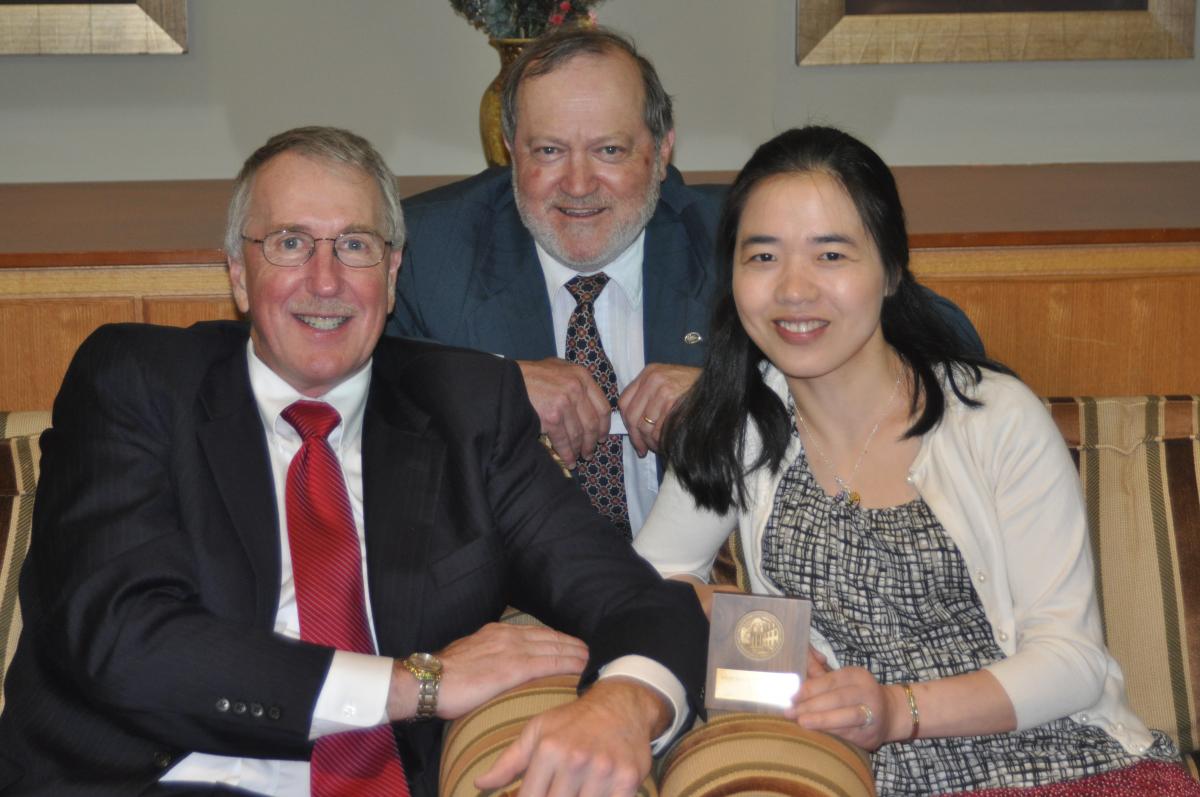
[705,592,812,714]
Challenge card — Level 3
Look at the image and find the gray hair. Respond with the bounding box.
[223,126,404,259]
[500,27,674,148]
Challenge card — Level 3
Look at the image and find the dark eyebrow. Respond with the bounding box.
[739,234,780,248]
[810,233,856,245]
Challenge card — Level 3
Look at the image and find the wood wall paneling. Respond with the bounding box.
[0,298,137,411]
[2,166,1198,409]
[0,263,236,411]
[143,296,240,328]
[914,243,1200,396]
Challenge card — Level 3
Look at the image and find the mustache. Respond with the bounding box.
[549,191,610,209]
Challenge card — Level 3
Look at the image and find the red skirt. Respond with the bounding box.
[938,760,1200,796]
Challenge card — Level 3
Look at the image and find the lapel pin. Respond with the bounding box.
[683,331,703,345]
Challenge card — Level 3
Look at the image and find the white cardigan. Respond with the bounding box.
[634,365,1154,754]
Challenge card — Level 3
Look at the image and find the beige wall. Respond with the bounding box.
[1,0,1197,183]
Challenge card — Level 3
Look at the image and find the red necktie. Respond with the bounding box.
[282,400,411,797]
[564,274,632,538]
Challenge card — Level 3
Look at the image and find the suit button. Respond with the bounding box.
[152,751,173,769]
[250,702,264,718]
[268,706,282,721]
[215,698,231,713]
[233,701,248,715]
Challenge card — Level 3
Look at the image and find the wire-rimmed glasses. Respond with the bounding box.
[241,230,394,268]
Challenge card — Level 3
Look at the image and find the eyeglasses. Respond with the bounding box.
[241,230,395,268]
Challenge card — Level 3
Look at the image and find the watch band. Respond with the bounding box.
[413,676,438,719]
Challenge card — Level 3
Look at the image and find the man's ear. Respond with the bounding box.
[658,129,676,181]
[227,255,250,315]
[385,248,403,314]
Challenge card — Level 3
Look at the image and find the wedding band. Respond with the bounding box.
[642,415,657,426]
[859,704,874,727]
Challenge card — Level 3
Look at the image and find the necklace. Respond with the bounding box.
[794,370,904,507]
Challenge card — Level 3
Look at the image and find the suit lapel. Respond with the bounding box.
[196,345,282,629]
[361,352,445,658]
[467,202,558,360]
[642,205,713,368]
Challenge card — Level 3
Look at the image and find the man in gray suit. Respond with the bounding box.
[389,28,981,537]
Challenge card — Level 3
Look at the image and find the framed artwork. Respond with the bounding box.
[796,0,1194,64]
[0,0,187,55]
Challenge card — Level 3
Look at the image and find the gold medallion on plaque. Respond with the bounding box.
[734,610,784,661]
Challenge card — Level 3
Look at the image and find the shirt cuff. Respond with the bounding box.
[309,651,393,739]
[598,655,688,754]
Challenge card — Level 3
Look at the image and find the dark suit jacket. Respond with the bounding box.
[387,166,724,368]
[0,321,707,797]
[387,166,984,364]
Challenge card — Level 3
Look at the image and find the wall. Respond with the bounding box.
[0,0,1196,182]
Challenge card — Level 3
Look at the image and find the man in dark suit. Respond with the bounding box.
[0,127,706,797]
[389,28,982,538]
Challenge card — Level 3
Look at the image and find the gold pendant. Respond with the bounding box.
[847,491,861,506]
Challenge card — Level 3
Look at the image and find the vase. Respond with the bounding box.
[479,38,530,168]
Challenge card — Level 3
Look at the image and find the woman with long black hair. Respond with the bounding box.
[634,126,1194,795]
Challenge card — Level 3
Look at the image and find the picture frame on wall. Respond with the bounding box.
[0,0,187,55]
[796,0,1195,64]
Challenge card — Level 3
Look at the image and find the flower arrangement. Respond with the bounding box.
[449,0,605,40]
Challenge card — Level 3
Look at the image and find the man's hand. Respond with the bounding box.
[387,624,588,722]
[475,677,669,797]
[518,358,611,468]
[618,364,700,457]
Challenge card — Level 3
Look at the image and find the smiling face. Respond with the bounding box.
[509,50,674,271]
[227,151,401,397]
[733,171,890,390]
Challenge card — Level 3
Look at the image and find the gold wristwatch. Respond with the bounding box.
[402,652,443,720]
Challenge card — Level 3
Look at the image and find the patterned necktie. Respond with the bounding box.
[564,274,632,538]
[282,400,411,797]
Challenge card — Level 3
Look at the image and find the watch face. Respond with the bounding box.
[409,652,443,674]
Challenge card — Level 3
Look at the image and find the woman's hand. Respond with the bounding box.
[785,666,908,751]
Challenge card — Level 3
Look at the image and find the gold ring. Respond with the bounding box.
[642,416,657,426]
[859,704,874,727]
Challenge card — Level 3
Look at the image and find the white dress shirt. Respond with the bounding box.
[537,232,659,536]
[163,341,687,794]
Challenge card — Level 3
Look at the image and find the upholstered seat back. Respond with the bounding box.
[1047,396,1200,756]
[0,411,49,717]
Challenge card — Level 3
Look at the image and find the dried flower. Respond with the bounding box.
[449,0,606,39]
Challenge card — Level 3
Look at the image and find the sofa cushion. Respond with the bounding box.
[1,412,49,718]
[439,674,656,797]
[658,713,874,797]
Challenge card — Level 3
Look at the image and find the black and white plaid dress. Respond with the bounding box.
[759,430,1178,796]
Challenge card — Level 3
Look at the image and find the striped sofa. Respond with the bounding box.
[3,397,1199,794]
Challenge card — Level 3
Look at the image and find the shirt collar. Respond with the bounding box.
[245,340,372,453]
[535,230,645,308]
